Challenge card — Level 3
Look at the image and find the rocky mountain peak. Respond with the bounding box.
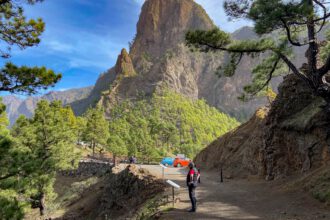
[115,48,136,77]
[71,0,280,121]
[130,0,215,71]
[232,26,257,40]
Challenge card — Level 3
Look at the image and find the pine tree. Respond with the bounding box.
[1,100,80,218]
[18,101,79,216]
[0,0,61,94]
[76,116,87,143]
[107,135,127,165]
[0,99,26,220]
[83,107,109,156]
[186,0,330,109]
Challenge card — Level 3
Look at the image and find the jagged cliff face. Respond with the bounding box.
[195,74,330,179]
[130,0,214,68]
[81,0,274,120]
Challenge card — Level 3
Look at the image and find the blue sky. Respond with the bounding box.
[0,0,251,96]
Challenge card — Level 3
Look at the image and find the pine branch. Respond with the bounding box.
[313,0,328,33]
[0,170,20,180]
[280,18,307,46]
[250,58,280,97]
[276,51,313,88]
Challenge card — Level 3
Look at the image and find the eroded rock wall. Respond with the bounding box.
[196,74,330,179]
[195,107,268,177]
[263,75,330,179]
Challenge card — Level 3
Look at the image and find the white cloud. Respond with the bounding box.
[58,88,70,92]
[28,29,126,71]
[45,40,74,53]
[68,57,113,69]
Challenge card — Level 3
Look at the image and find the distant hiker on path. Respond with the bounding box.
[186,162,199,212]
[129,155,137,164]
[129,156,134,164]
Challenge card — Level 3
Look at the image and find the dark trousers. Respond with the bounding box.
[188,185,197,211]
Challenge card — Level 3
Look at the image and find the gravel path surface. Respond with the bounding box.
[141,165,330,220]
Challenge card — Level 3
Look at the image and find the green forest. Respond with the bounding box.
[0,100,80,218]
[107,90,239,160]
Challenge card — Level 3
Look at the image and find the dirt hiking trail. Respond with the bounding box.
[143,166,330,220]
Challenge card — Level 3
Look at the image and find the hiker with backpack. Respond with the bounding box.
[186,162,200,212]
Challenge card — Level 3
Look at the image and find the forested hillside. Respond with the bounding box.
[107,90,239,159]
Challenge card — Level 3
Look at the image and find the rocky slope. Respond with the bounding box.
[194,107,268,177]
[2,87,92,126]
[195,74,330,180]
[72,0,279,121]
[58,165,165,220]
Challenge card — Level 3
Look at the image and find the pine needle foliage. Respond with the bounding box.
[108,90,239,159]
[0,100,80,219]
[186,0,330,107]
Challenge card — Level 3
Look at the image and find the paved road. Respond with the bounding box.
[141,165,330,220]
[140,164,186,180]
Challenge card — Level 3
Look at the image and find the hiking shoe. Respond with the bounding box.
[188,209,196,212]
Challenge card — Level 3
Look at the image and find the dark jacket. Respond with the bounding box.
[186,167,198,187]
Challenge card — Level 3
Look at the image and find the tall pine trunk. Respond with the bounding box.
[39,192,46,216]
[92,141,95,156]
[113,154,117,166]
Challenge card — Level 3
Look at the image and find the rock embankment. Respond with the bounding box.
[99,165,165,219]
[195,106,268,177]
[262,74,330,180]
[196,74,330,180]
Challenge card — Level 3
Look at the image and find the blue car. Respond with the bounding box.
[161,157,174,166]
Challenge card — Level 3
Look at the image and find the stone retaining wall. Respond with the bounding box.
[60,161,113,177]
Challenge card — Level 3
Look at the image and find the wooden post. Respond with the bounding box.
[172,186,175,207]
[220,167,223,183]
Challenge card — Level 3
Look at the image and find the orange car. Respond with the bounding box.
[173,157,191,167]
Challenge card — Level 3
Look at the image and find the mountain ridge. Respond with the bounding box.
[3,86,93,126]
